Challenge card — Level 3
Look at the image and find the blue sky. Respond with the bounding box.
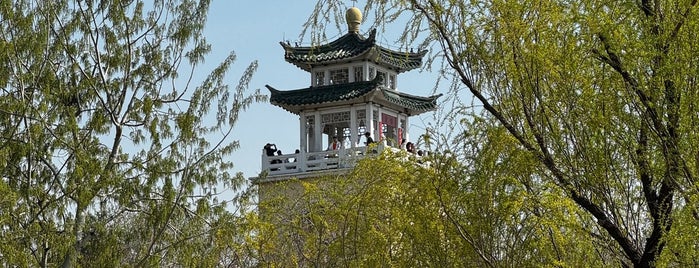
[199,1,446,185]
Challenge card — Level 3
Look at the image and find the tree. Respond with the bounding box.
[256,151,470,267]
[305,0,699,266]
[256,148,609,267]
[0,0,264,266]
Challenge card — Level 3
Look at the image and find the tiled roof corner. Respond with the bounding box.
[382,89,442,113]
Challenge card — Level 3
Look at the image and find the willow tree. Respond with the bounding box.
[0,0,264,266]
[256,146,606,267]
[306,1,699,267]
[255,151,472,267]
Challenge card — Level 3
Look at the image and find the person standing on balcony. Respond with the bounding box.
[327,136,344,151]
[406,142,416,154]
[363,132,375,146]
[292,149,300,162]
[264,143,277,156]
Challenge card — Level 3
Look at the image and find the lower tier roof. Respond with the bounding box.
[266,77,442,115]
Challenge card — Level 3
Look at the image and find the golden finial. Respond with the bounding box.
[345,7,362,33]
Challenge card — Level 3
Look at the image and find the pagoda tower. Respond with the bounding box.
[254,7,441,187]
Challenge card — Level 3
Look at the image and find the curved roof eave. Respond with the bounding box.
[266,80,381,114]
[266,78,442,116]
[280,29,427,73]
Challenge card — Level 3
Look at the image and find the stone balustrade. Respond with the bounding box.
[260,145,382,176]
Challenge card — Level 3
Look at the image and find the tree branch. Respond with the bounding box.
[413,1,646,263]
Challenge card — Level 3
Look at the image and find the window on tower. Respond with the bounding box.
[376,70,386,84]
[329,68,349,84]
[353,66,364,82]
[315,71,325,86]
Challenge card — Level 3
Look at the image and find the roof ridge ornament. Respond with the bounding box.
[346,7,362,34]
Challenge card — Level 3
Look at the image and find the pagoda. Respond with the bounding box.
[255,7,441,183]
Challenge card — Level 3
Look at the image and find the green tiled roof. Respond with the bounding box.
[267,77,441,115]
[281,29,426,73]
[381,88,443,112]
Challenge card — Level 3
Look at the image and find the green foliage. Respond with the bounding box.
[304,0,699,267]
[258,150,601,267]
[0,0,265,266]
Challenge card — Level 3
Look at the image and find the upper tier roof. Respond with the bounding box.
[266,77,442,115]
[280,29,427,73]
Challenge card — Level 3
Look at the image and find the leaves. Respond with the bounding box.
[0,0,265,266]
[301,0,699,266]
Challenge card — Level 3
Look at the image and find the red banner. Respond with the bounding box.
[381,113,397,127]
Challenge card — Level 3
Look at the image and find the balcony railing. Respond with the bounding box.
[260,145,383,176]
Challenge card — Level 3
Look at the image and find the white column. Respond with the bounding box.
[261,150,268,172]
[299,112,307,152]
[376,105,384,145]
[366,103,374,143]
[397,113,403,145]
[364,62,369,81]
[349,66,355,82]
[394,73,398,90]
[350,106,357,148]
[404,115,410,143]
[314,110,322,152]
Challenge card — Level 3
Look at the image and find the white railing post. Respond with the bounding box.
[261,150,268,173]
[299,151,306,172]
